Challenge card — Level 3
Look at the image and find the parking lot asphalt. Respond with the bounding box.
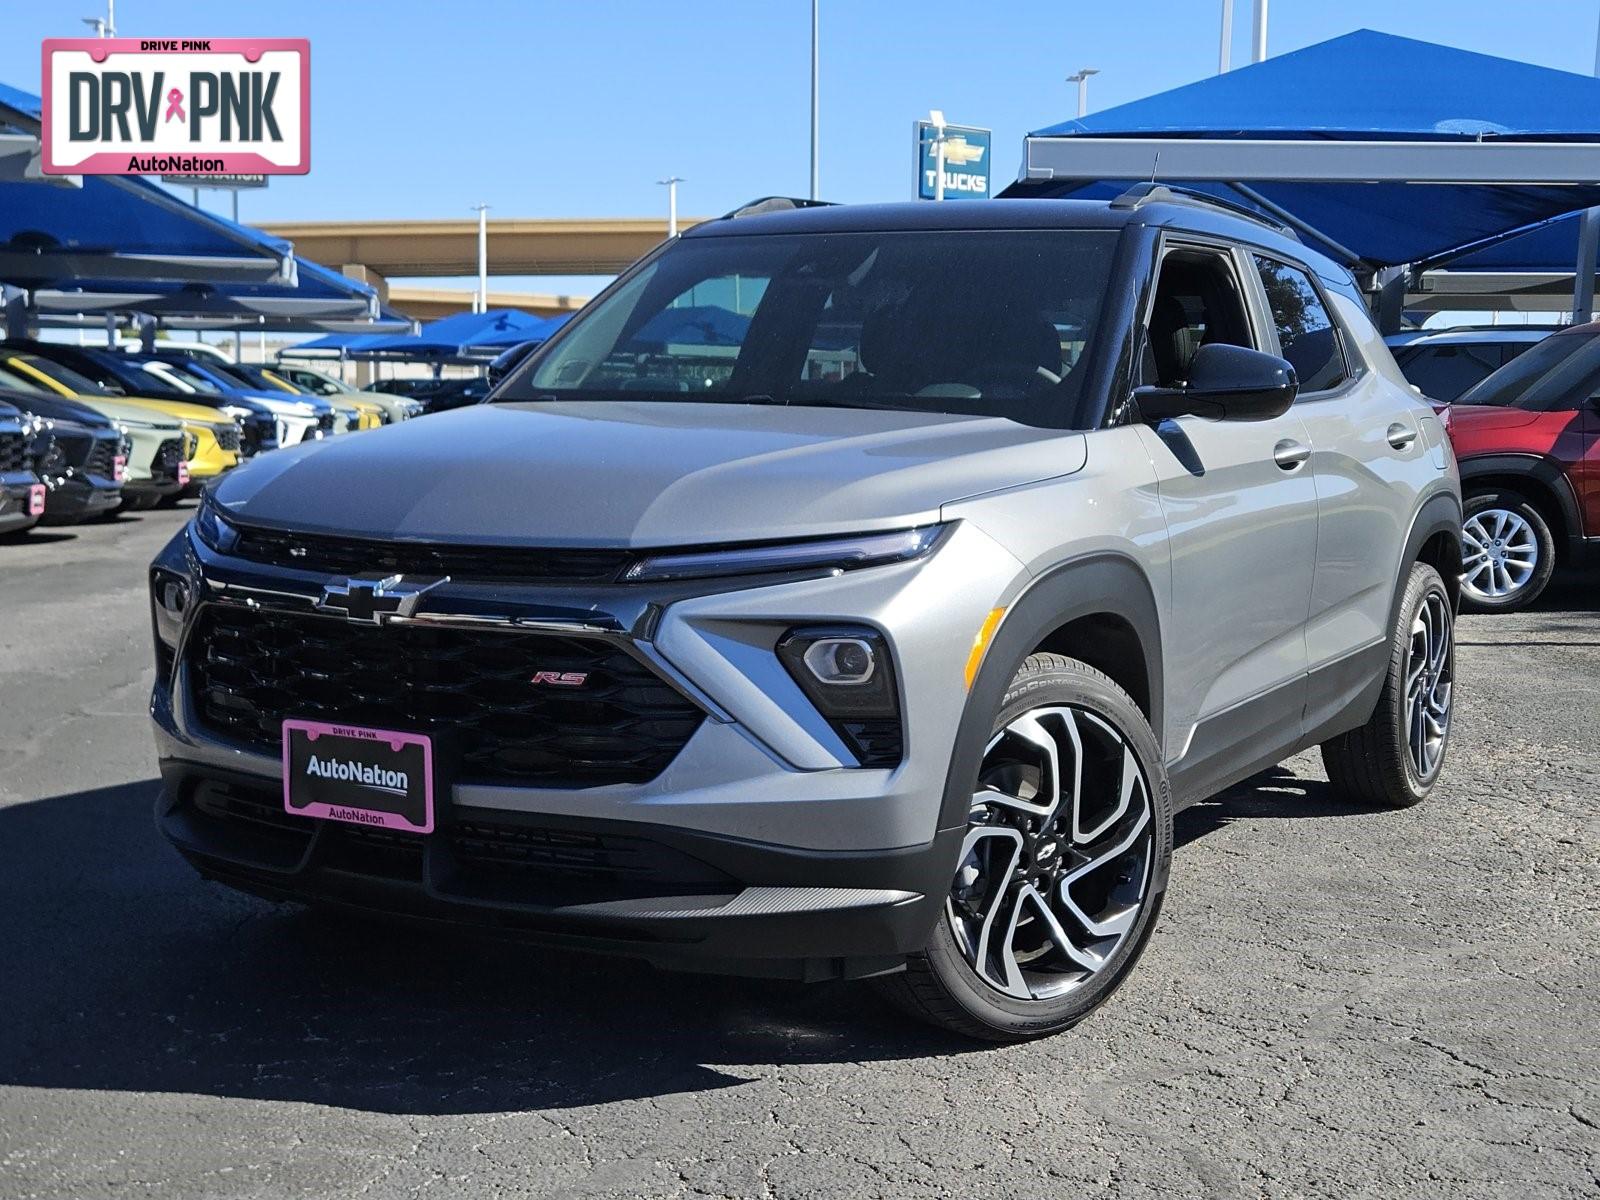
[0,504,1596,1200]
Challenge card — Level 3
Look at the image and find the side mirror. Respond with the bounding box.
[1134,343,1298,423]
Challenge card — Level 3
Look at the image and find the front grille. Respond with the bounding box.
[229,523,633,584]
[0,429,23,472]
[838,718,904,769]
[240,416,273,456]
[316,412,336,433]
[214,423,241,452]
[188,605,704,787]
[86,434,119,479]
[151,437,183,481]
[54,430,92,469]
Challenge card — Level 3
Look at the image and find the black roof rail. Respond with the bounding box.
[1109,182,1300,241]
[720,196,839,220]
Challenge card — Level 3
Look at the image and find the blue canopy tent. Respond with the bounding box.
[340,309,570,362]
[0,84,296,288]
[1005,30,1600,323]
[631,304,749,346]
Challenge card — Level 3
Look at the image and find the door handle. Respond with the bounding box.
[1273,439,1311,470]
[1387,423,1419,450]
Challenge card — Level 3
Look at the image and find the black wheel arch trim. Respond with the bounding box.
[1457,452,1582,540]
[1394,489,1464,632]
[935,552,1163,835]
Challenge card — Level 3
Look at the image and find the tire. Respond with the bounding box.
[1321,562,1455,809]
[877,653,1173,1042]
[1459,489,1555,613]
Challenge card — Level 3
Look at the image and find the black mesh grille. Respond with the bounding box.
[316,412,336,433]
[228,524,633,584]
[85,434,119,479]
[214,423,241,452]
[0,430,23,473]
[188,605,704,786]
[54,430,92,469]
[151,437,183,481]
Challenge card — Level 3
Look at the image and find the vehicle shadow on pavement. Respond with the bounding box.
[0,780,978,1117]
[1174,766,1390,849]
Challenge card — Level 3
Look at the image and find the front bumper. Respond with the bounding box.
[156,760,958,978]
[0,469,42,533]
[39,472,121,524]
[149,519,1026,975]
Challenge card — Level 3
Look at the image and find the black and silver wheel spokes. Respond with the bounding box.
[1404,591,1453,779]
[948,706,1154,1001]
[1461,508,1537,602]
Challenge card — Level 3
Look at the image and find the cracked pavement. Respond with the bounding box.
[1,506,1596,1199]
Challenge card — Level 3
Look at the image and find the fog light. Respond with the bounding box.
[151,569,189,650]
[802,637,877,685]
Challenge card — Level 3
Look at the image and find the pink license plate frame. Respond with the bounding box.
[281,719,435,834]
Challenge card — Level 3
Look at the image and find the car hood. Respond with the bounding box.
[212,400,1088,546]
[60,396,184,432]
[1,389,114,430]
[109,395,238,428]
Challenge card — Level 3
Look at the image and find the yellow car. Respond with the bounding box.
[2,353,241,490]
[247,365,385,430]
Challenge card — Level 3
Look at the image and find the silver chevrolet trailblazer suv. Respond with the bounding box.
[150,188,1462,1041]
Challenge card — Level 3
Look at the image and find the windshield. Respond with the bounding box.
[499,229,1118,428]
[1455,331,1599,410]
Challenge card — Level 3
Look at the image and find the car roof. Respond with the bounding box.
[683,198,1348,284]
[1391,327,1561,347]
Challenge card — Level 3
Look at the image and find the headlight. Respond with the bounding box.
[623,525,947,584]
[192,495,239,554]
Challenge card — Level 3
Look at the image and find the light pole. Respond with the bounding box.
[470,203,490,314]
[82,1,114,37]
[1219,0,1233,73]
[658,177,683,238]
[1066,68,1099,119]
[1251,0,1268,63]
[926,109,947,202]
[810,0,820,200]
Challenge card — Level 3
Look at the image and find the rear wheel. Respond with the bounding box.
[1321,562,1454,808]
[1460,489,1554,613]
[878,654,1172,1041]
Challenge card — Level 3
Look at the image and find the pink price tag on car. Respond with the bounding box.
[112,455,127,483]
[177,461,190,487]
[27,484,45,517]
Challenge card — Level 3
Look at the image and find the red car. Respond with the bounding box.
[1441,322,1600,611]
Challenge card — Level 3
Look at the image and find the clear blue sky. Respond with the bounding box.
[6,0,1600,294]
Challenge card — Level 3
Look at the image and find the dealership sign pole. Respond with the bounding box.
[40,38,310,176]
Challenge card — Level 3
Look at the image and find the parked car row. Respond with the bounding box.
[0,340,413,536]
[1389,322,1599,611]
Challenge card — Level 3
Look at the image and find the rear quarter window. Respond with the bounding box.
[1253,255,1349,394]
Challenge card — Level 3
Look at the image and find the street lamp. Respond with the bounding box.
[925,109,948,202]
[469,203,490,314]
[1066,68,1099,119]
[82,0,114,37]
[657,177,683,238]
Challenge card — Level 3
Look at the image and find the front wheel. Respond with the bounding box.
[878,654,1173,1042]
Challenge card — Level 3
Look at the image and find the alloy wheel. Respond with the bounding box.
[947,705,1154,1001]
[1404,590,1453,780]
[1461,508,1538,603]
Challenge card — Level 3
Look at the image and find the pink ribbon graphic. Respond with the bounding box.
[164,88,185,123]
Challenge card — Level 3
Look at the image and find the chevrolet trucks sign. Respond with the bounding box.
[914,120,991,200]
[41,38,309,176]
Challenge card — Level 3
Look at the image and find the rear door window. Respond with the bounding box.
[1398,344,1505,403]
[1252,256,1348,394]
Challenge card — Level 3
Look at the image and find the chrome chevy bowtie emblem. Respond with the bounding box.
[315,574,448,624]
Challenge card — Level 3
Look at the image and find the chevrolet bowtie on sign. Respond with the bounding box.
[41,38,309,176]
